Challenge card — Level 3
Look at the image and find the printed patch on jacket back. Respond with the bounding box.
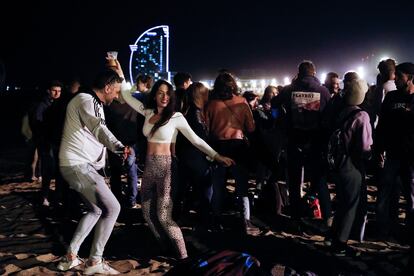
[291,91,321,130]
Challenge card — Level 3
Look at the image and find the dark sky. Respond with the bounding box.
[1,0,413,86]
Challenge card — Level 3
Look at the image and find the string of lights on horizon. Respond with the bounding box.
[2,24,395,94]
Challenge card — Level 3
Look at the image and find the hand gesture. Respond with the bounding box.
[122,146,132,161]
[377,152,385,168]
[214,154,235,167]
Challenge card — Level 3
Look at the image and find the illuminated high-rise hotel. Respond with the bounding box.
[129,25,170,84]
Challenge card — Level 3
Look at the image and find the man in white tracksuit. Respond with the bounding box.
[56,69,129,275]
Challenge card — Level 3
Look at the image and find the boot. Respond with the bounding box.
[243,219,261,235]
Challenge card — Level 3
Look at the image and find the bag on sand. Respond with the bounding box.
[166,250,264,276]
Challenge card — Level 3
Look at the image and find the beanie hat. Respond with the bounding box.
[396,62,414,75]
[344,78,368,106]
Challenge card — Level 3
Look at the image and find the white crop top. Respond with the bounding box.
[121,87,218,159]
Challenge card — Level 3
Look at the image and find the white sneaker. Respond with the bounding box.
[42,198,50,207]
[56,255,83,271]
[84,259,120,275]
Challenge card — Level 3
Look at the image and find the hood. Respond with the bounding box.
[292,75,322,91]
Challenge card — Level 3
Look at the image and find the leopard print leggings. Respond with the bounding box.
[141,155,187,259]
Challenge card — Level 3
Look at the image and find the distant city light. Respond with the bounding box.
[200,81,211,89]
[271,78,277,86]
[380,56,390,61]
[236,81,242,88]
[357,66,365,79]
[320,72,327,83]
[250,80,257,89]
[260,79,266,88]
[283,76,290,85]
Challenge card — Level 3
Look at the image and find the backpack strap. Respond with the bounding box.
[338,108,363,129]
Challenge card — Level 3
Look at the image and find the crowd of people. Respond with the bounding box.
[23,57,414,274]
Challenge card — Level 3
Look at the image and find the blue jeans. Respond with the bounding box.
[174,151,213,224]
[60,164,121,261]
[211,140,250,221]
[108,146,138,207]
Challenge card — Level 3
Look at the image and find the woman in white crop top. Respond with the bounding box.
[115,60,234,260]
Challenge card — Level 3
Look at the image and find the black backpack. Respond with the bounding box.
[327,109,362,171]
[165,250,264,276]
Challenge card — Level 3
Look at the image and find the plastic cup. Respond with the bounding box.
[106,51,118,67]
[107,51,118,59]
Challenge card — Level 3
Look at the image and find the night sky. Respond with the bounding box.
[1,0,413,87]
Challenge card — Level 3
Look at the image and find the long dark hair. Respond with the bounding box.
[146,79,176,137]
[260,85,277,105]
[210,72,238,100]
[183,82,209,114]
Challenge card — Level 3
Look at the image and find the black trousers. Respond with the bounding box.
[332,157,367,243]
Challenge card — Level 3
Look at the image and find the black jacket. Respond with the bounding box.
[376,89,414,160]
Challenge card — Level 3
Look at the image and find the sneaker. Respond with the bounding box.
[330,243,361,257]
[323,237,332,246]
[170,256,191,266]
[56,255,83,271]
[128,203,140,209]
[331,245,346,257]
[209,221,225,233]
[42,198,50,207]
[84,259,120,275]
[209,216,225,233]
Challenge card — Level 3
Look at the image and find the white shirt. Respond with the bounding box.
[383,80,397,94]
[382,80,397,102]
[121,87,218,159]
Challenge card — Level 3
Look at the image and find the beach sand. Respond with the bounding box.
[0,147,411,275]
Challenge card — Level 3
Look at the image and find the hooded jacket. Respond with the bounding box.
[272,75,331,144]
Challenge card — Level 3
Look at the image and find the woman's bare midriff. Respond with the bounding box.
[146,142,175,156]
